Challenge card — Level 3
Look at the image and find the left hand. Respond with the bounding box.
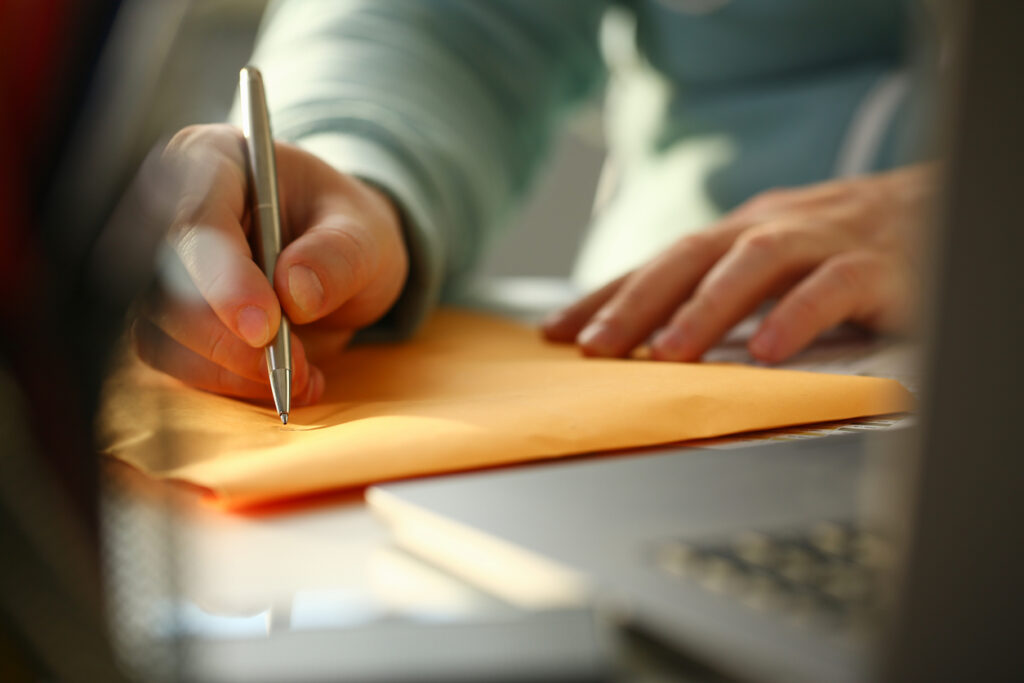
[543,164,933,363]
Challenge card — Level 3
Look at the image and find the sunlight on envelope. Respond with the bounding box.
[99,309,912,509]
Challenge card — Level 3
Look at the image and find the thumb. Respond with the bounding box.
[275,203,407,329]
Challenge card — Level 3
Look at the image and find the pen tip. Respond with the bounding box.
[280,413,288,425]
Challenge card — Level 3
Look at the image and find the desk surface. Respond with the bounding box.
[99,285,916,680]
[102,462,518,641]
[100,416,909,683]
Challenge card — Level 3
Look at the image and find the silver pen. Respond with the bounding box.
[240,66,292,424]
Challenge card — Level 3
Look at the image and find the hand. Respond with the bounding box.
[543,165,933,363]
[132,124,407,403]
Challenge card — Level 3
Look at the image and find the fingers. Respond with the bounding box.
[169,220,282,347]
[571,230,740,357]
[546,171,926,364]
[273,166,408,329]
[166,127,406,338]
[749,252,910,363]
[166,127,406,337]
[133,317,271,399]
[163,125,282,348]
[132,318,325,406]
[649,222,843,361]
[141,291,317,390]
[541,273,630,343]
[148,125,409,408]
[275,209,401,328]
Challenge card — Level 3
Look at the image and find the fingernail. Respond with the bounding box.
[288,265,325,318]
[651,328,686,360]
[237,306,270,347]
[578,322,620,355]
[750,325,778,360]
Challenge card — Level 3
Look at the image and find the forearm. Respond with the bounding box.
[244,0,608,336]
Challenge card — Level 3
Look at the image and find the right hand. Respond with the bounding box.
[132,124,408,405]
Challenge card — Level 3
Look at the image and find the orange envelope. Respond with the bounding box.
[99,309,911,508]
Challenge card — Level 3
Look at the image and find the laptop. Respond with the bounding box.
[369,3,1024,682]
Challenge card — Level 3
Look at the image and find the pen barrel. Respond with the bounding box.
[240,67,284,282]
[253,203,281,280]
[241,66,293,418]
[266,318,292,372]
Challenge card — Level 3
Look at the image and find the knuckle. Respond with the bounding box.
[204,324,236,368]
[325,225,377,288]
[850,176,889,209]
[166,123,240,155]
[164,125,245,199]
[165,124,206,154]
[741,188,789,213]
[674,230,717,260]
[826,252,876,291]
[737,226,788,259]
[786,289,828,324]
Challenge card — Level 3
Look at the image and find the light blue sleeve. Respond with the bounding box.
[247,0,608,337]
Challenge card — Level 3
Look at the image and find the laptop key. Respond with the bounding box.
[652,521,888,638]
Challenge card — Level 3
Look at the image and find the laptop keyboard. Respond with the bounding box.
[653,522,891,638]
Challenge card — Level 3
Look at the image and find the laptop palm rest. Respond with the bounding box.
[370,434,883,683]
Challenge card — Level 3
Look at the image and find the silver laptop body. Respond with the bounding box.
[370,3,1024,681]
